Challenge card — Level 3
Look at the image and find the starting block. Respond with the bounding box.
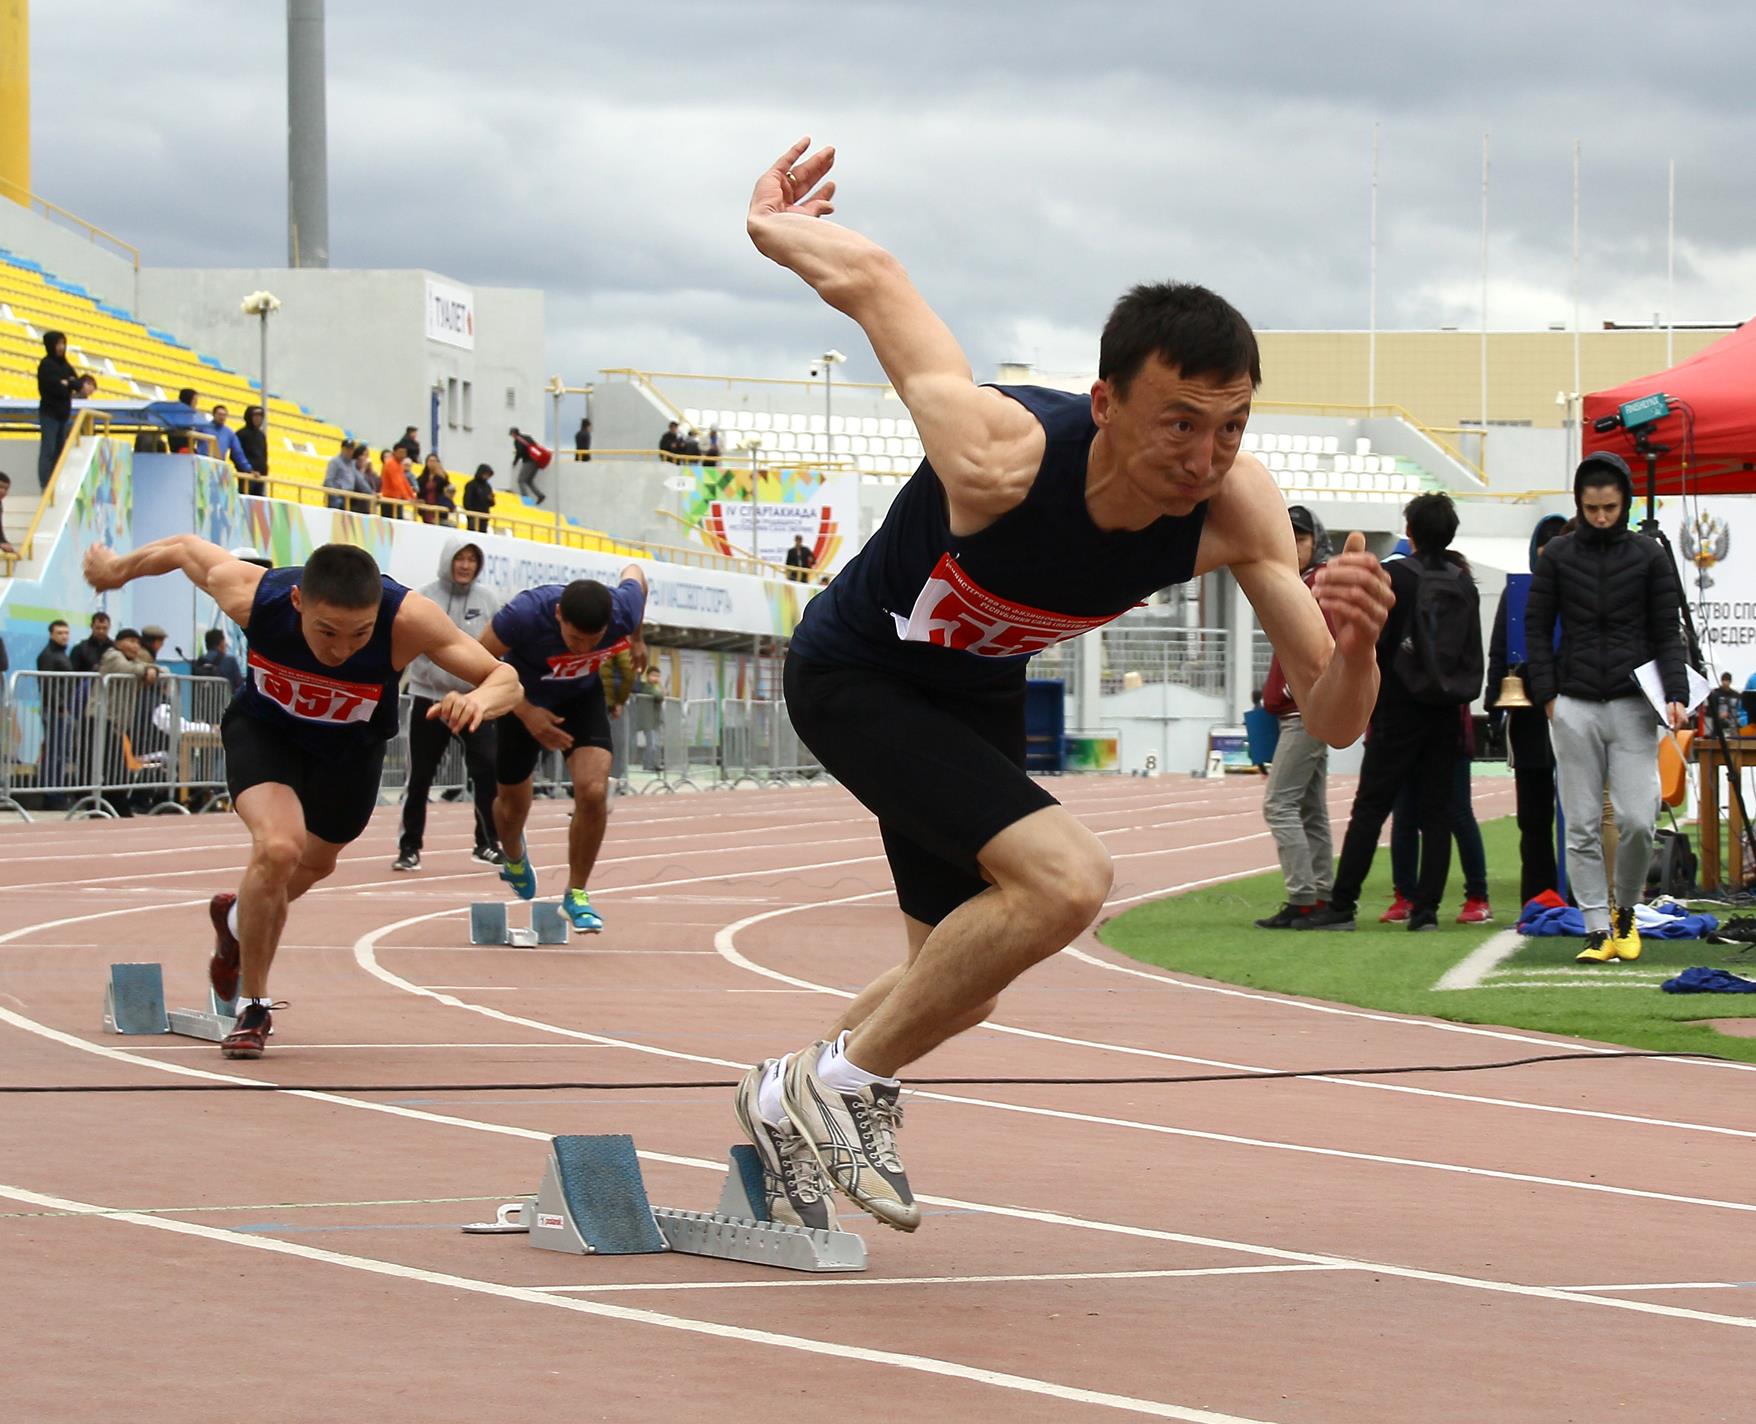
[462,1134,866,1273]
[469,901,569,947]
[104,962,238,1042]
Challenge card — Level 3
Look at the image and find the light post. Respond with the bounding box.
[739,435,763,566]
[817,348,846,464]
[239,289,281,441]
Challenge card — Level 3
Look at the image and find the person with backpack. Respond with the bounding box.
[1524,452,1690,964]
[1304,492,1482,932]
[510,427,552,505]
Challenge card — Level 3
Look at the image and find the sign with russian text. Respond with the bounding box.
[425,277,475,350]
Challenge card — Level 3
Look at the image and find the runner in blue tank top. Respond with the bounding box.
[730,139,1398,1235]
[83,537,521,1058]
[480,565,649,933]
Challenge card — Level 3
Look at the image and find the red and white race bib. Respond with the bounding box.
[542,637,629,683]
[248,651,383,725]
[891,554,1125,657]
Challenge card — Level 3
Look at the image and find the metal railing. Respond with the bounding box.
[0,176,143,310]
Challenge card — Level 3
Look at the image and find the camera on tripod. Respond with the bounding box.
[1592,391,1671,437]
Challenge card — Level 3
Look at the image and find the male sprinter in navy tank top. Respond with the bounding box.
[82,538,521,1058]
[732,140,1396,1235]
[480,568,648,933]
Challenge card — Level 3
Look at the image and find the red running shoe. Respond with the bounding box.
[1379,894,1413,924]
[209,893,241,1003]
[221,1002,272,1060]
[1456,897,1494,924]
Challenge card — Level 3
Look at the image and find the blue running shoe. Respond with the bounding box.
[563,888,603,933]
[499,847,537,901]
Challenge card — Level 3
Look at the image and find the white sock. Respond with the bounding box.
[226,900,240,938]
[757,1055,790,1128]
[816,1031,899,1092]
[238,996,272,1011]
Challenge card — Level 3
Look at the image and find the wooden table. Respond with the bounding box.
[1695,735,1756,891]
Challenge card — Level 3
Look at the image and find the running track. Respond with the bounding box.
[3,774,1753,1423]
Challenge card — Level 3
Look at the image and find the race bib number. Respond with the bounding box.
[891,554,1124,657]
[248,651,382,725]
[542,637,629,682]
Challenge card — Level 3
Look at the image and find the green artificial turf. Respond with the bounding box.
[1098,815,1756,1065]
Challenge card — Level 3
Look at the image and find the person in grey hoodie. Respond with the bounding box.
[394,537,505,869]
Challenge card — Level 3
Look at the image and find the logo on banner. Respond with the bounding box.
[248,651,382,724]
[425,277,475,350]
[1681,511,1731,591]
[542,637,629,682]
[891,554,1126,656]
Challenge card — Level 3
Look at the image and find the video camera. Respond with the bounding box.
[1592,391,1671,436]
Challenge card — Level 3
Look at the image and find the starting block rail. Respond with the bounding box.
[469,901,569,947]
[104,962,237,1042]
[462,1134,867,1273]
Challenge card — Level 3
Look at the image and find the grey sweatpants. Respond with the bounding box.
[1549,694,1661,930]
[1262,716,1333,906]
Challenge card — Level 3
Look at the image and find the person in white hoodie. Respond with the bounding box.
[394,537,505,869]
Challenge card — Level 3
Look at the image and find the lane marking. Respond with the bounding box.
[529,1264,1349,1294]
[1434,929,1526,990]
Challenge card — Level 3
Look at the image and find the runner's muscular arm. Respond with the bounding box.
[1196,457,1392,747]
[478,624,572,747]
[82,535,263,625]
[393,593,522,732]
[747,139,1042,526]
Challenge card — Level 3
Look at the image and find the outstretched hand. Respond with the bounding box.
[748,137,837,229]
[1313,531,1393,663]
[427,689,489,734]
[83,544,126,592]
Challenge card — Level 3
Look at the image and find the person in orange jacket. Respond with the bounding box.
[378,446,417,518]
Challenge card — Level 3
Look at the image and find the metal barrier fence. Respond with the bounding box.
[1029,626,1232,699]
[3,672,825,820]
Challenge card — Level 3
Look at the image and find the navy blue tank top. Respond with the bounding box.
[233,567,410,751]
[790,386,1209,687]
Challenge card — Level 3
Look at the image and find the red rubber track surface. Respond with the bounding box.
[3,775,1754,1423]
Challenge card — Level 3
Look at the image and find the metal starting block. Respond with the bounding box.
[469,901,569,947]
[104,962,238,1042]
[461,1134,867,1273]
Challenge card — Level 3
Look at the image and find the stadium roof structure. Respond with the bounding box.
[1583,321,1756,494]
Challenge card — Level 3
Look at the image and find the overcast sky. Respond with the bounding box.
[29,1,1756,387]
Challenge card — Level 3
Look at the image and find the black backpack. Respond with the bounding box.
[1394,558,1483,706]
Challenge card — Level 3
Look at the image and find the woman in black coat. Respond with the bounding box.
[235,405,268,498]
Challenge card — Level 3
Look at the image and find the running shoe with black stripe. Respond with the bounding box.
[221,1002,273,1060]
[733,1061,838,1231]
[208,892,241,1003]
[781,1041,919,1233]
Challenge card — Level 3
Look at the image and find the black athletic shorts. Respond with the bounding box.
[221,704,387,845]
[496,685,613,786]
[784,652,1058,926]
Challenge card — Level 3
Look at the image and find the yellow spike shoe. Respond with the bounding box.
[1576,930,1616,963]
[1610,905,1642,961]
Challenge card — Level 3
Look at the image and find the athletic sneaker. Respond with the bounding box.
[1576,930,1615,963]
[563,888,603,933]
[392,851,421,872]
[1379,894,1413,923]
[499,847,537,901]
[1406,908,1439,932]
[208,893,241,1003]
[1254,902,1313,930]
[1610,904,1642,961]
[781,1042,919,1232]
[471,845,506,866]
[1298,904,1356,931]
[1456,897,1493,925]
[221,1003,272,1060]
[733,1062,838,1231]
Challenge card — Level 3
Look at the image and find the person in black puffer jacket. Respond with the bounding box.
[1524,452,1689,962]
[236,405,269,498]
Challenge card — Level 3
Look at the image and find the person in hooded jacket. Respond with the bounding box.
[235,406,269,498]
[1524,452,1689,964]
[393,538,505,870]
[36,330,81,489]
[462,464,497,533]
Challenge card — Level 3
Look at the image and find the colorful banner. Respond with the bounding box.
[677,461,856,573]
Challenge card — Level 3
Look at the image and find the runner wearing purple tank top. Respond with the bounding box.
[731,139,1397,1235]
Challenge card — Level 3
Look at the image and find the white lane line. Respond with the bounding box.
[529,1264,1349,1294]
[1434,929,1527,990]
[1555,1281,1756,1294]
[122,1042,624,1052]
[0,1181,1278,1424]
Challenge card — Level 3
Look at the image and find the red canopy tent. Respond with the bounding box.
[1582,321,1756,495]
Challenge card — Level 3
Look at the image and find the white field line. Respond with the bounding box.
[1434,929,1527,990]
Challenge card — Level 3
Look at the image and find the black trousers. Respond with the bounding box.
[1513,761,1558,906]
[399,695,500,856]
[1330,702,1460,916]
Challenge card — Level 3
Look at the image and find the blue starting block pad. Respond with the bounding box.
[469,901,569,947]
[461,1135,866,1273]
[104,963,237,1042]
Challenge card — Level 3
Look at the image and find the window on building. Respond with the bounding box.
[447,377,459,428]
[462,380,473,431]
[505,386,516,410]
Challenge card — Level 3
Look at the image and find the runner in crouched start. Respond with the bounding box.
[732,139,1395,1234]
[82,538,522,1059]
[481,567,648,932]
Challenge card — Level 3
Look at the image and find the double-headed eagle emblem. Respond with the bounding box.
[1680,512,1731,590]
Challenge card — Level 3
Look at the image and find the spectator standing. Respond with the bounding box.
[1304,494,1483,933]
[92,627,161,813]
[36,618,75,804]
[680,427,702,461]
[632,664,666,771]
[1484,513,1567,907]
[235,405,269,498]
[705,426,721,469]
[191,629,245,694]
[1705,672,1742,738]
[417,453,457,525]
[208,406,256,491]
[36,330,80,489]
[322,439,370,511]
[395,426,422,463]
[1381,706,1491,923]
[574,418,592,462]
[784,533,814,582]
[509,427,549,505]
[1525,453,1690,963]
[69,612,113,672]
[167,388,200,454]
[658,421,683,459]
[0,470,15,556]
[1254,505,1335,929]
[378,447,417,517]
[36,618,72,673]
[394,538,504,870]
[462,464,496,533]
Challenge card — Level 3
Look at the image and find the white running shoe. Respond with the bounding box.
[733,1061,837,1231]
[781,1041,919,1232]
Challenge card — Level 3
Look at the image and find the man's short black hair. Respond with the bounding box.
[0,471,10,486]
[177,387,197,405]
[204,628,226,651]
[91,612,111,626]
[1099,283,1261,398]
[48,618,68,632]
[559,579,612,632]
[1405,492,1460,555]
[300,543,383,610]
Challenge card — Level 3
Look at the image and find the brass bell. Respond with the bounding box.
[1496,673,1533,709]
